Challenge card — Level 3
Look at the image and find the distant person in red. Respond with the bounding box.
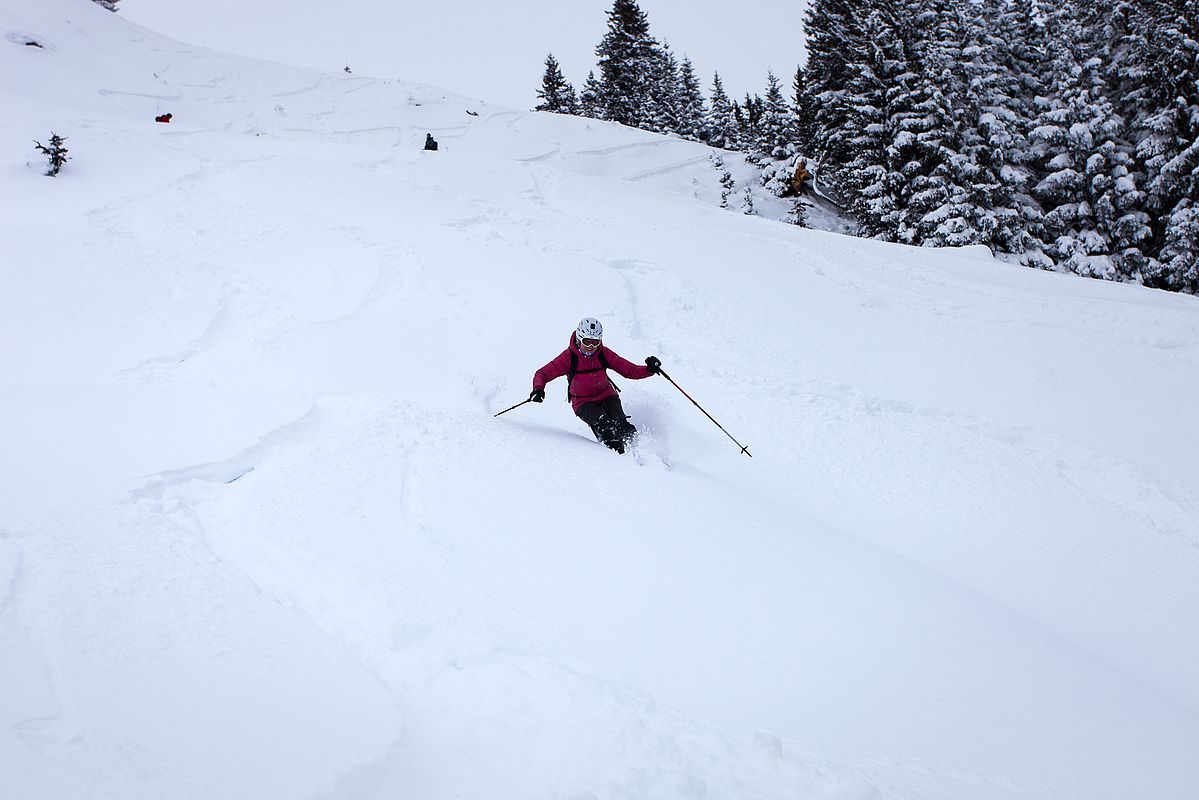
[530,318,661,453]
[155,113,172,123]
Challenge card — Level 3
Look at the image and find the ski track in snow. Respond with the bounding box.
[759,374,1199,552]
[127,403,327,504]
[118,300,231,374]
[625,154,715,181]
[132,402,1060,800]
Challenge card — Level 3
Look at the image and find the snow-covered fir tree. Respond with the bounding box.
[787,194,813,227]
[1030,53,1116,276]
[536,0,1198,293]
[1030,1,1151,280]
[803,0,874,201]
[676,57,706,141]
[751,71,796,163]
[647,41,682,134]
[594,0,660,130]
[939,0,1029,253]
[792,64,815,155]
[579,70,602,118]
[534,53,579,114]
[704,73,740,150]
[975,0,1052,262]
[711,154,736,208]
[843,8,910,240]
[904,0,987,248]
[739,93,764,153]
[741,186,756,214]
[1131,0,1199,292]
[1158,202,1199,291]
[1067,0,1154,281]
[34,132,70,176]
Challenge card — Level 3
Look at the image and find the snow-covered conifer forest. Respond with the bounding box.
[538,0,1199,292]
[2,1,1197,799]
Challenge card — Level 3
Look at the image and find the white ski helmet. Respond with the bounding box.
[575,317,603,346]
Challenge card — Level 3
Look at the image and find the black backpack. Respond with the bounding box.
[567,349,620,401]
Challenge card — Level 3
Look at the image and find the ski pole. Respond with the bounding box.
[493,398,534,418]
[658,368,752,457]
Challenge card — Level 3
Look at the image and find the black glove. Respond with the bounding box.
[645,356,662,374]
[529,387,545,403]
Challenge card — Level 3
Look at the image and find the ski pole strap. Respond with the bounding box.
[659,368,752,457]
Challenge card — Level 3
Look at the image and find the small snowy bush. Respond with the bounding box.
[34,132,70,177]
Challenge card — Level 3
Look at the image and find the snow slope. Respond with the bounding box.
[3,3,1198,799]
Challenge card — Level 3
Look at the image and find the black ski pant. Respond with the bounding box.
[576,396,636,452]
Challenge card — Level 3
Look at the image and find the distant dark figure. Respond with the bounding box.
[424,133,438,151]
[155,113,173,124]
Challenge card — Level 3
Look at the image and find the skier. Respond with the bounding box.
[423,133,439,151]
[530,317,662,453]
[788,159,812,196]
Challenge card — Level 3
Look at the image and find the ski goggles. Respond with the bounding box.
[579,337,601,349]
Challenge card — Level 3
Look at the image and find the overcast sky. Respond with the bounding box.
[121,0,810,110]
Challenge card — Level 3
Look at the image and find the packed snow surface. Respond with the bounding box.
[2,3,1198,799]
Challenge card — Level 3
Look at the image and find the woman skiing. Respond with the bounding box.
[530,317,661,453]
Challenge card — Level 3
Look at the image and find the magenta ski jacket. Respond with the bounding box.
[533,334,653,413]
